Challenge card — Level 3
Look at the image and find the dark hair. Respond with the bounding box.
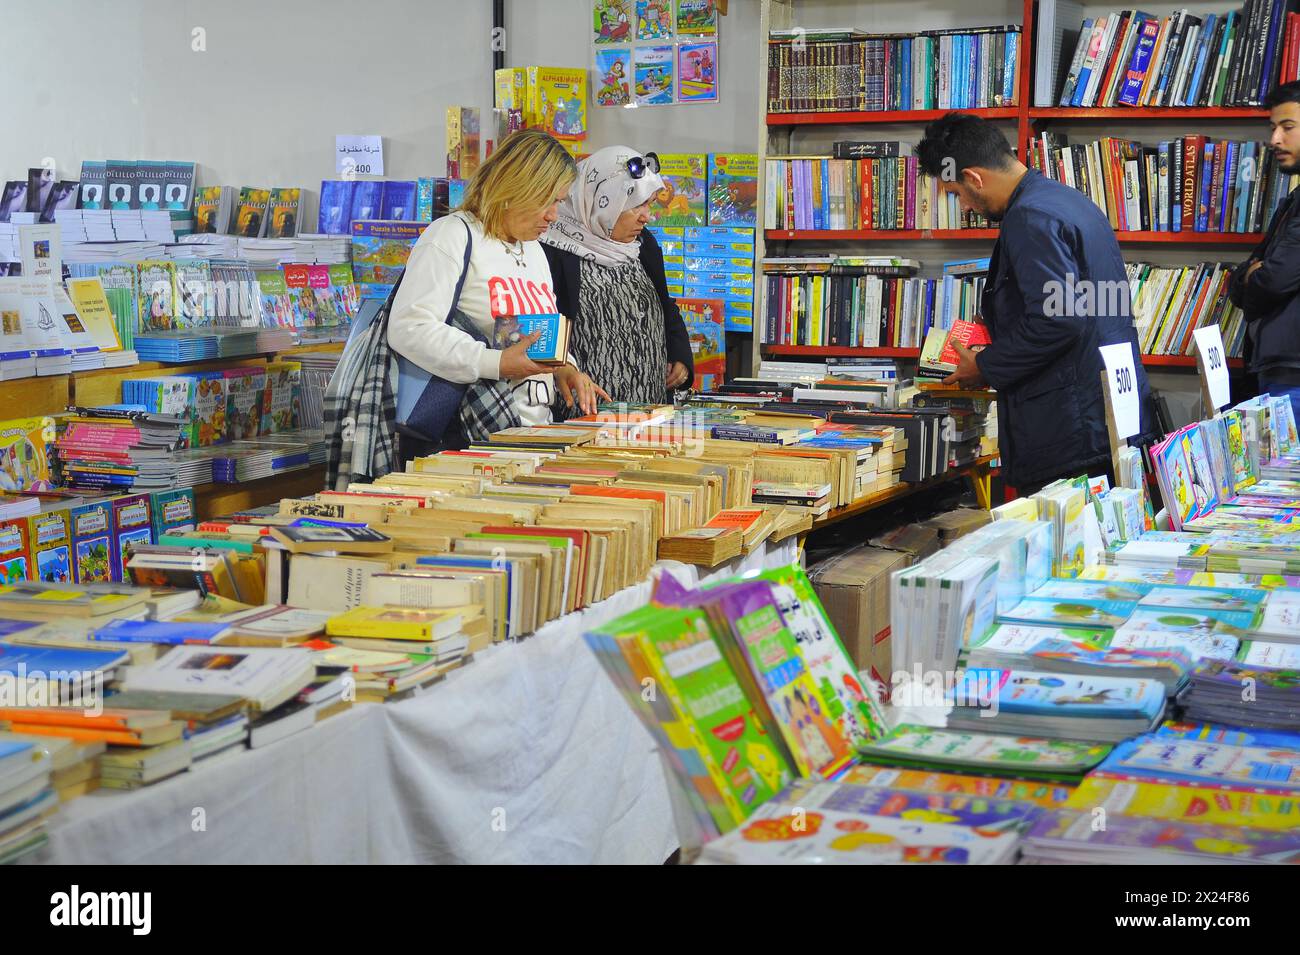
[1265,81,1300,109]
[916,112,1015,179]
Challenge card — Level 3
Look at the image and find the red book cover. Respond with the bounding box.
[283,264,310,289]
[859,160,873,230]
[1182,136,1204,231]
[0,517,33,582]
[938,320,993,366]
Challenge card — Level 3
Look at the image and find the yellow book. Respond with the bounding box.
[325,605,464,642]
[1067,776,1300,831]
[991,497,1039,522]
[65,277,123,351]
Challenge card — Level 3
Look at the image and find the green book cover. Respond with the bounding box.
[631,604,791,824]
[717,566,889,746]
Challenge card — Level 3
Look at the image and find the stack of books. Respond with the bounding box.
[0,735,57,862]
[54,407,192,493]
[1180,659,1300,728]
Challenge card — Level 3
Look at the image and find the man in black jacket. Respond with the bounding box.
[1229,82,1300,423]
[918,113,1156,495]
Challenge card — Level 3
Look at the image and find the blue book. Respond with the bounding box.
[317,180,355,234]
[1117,17,1160,107]
[0,739,31,766]
[1127,606,1259,631]
[900,39,912,110]
[1233,143,1253,233]
[348,181,383,224]
[954,35,966,108]
[1004,31,1018,104]
[958,669,1167,720]
[0,642,129,675]
[1155,722,1300,751]
[379,180,417,221]
[1219,140,1238,232]
[90,619,230,646]
[1186,14,1217,106]
[1195,143,1214,232]
[415,177,436,222]
[1101,734,1300,789]
[493,313,569,364]
[150,488,196,539]
[0,619,42,639]
[448,179,467,210]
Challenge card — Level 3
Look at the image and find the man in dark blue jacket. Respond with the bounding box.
[917,113,1156,495]
[1229,81,1300,422]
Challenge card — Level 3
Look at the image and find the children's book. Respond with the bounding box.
[634,45,675,105]
[1098,735,1300,790]
[0,417,55,493]
[27,509,71,584]
[594,49,633,107]
[706,154,757,226]
[677,41,719,103]
[675,297,725,391]
[703,579,854,778]
[857,724,1112,782]
[649,154,706,226]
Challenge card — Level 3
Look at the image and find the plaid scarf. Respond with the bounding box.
[324,290,401,490]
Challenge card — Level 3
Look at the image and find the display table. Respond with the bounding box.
[34,540,798,864]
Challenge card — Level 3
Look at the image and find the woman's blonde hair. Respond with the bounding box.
[460,129,576,240]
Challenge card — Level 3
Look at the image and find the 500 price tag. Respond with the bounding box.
[1193,324,1231,411]
[1099,343,1141,439]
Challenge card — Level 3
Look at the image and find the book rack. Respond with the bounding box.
[754,0,1271,375]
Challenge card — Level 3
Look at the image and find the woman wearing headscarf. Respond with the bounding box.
[541,146,694,410]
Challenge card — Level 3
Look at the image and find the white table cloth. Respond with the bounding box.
[35,541,798,864]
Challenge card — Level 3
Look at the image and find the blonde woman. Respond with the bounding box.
[388,130,608,449]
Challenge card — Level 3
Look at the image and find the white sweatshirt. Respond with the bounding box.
[387,211,560,426]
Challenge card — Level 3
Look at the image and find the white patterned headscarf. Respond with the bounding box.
[542,145,664,268]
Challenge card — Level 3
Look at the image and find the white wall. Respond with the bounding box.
[0,0,761,189]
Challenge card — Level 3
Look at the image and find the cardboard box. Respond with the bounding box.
[808,545,910,686]
[924,507,992,544]
[869,523,941,561]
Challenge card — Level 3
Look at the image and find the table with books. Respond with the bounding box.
[21,538,796,865]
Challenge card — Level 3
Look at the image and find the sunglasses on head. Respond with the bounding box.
[625,152,660,178]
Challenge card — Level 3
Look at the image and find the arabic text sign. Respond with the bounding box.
[335,135,384,176]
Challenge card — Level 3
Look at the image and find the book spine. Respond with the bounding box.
[1197,143,1215,231]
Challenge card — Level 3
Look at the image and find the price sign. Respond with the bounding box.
[1193,324,1231,411]
[335,135,384,177]
[1099,342,1140,439]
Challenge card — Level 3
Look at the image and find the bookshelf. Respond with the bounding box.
[754,0,1271,378]
[762,345,921,358]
